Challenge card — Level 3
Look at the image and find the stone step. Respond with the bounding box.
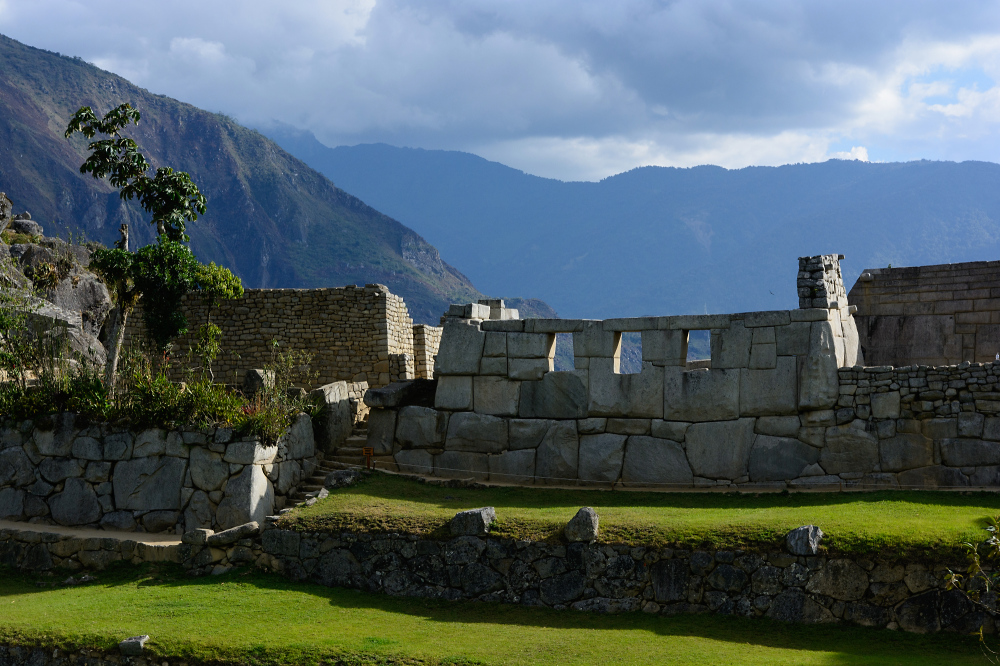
[344,436,368,446]
[334,447,365,456]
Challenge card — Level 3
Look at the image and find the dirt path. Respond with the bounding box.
[0,520,181,545]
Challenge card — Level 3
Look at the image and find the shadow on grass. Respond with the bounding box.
[1,564,982,664]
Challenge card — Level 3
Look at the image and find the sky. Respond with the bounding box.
[3,1,1000,181]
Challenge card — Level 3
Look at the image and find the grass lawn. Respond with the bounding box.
[0,565,984,665]
[285,473,1000,557]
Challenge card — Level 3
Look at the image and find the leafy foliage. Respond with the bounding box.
[945,516,1000,658]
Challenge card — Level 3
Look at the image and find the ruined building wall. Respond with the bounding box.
[849,260,1000,367]
[413,324,443,380]
[124,284,421,389]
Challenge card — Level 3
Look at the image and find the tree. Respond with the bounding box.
[66,103,243,389]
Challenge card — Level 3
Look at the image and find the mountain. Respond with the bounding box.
[0,34,483,325]
[266,129,1000,320]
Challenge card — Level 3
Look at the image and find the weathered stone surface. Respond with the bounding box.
[446,412,508,453]
[363,379,435,409]
[367,409,397,454]
[642,329,688,365]
[487,449,535,482]
[685,418,755,479]
[578,434,627,483]
[113,457,187,511]
[898,465,970,488]
[39,457,83,483]
[183,490,214,531]
[959,412,986,438]
[573,320,620,357]
[324,469,362,489]
[896,591,941,634]
[507,332,555,358]
[706,563,748,593]
[207,521,260,546]
[435,320,486,375]
[776,321,811,356]
[518,371,589,419]
[786,525,823,556]
[651,420,690,441]
[941,439,1000,467]
[711,320,751,368]
[310,381,353,453]
[215,465,273,530]
[275,460,301,495]
[133,429,167,457]
[805,559,867,600]
[0,488,24,519]
[262,528,302,557]
[984,417,1000,441]
[880,433,934,472]
[101,510,137,531]
[749,436,818,482]
[663,367,739,422]
[451,507,496,536]
[508,357,551,381]
[102,432,133,461]
[621,436,693,486]
[534,421,579,484]
[797,322,839,410]
[0,448,35,487]
[189,447,230,492]
[821,421,878,474]
[540,571,586,605]
[49,478,101,526]
[224,440,278,465]
[119,635,149,656]
[280,413,314,460]
[434,451,489,480]
[755,416,801,437]
[508,419,554,449]
[142,510,179,532]
[751,565,785,595]
[396,406,448,449]
[740,357,797,416]
[922,418,957,440]
[589,361,664,418]
[474,376,521,416]
[565,507,599,542]
[71,437,103,461]
[435,376,473,410]
[33,413,77,457]
[871,392,901,419]
[395,449,434,475]
[766,588,835,623]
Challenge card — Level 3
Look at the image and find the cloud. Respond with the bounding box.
[3,1,1000,179]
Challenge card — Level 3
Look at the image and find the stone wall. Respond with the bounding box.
[413,324,442,379]
[124,284,417,389]
[0,413,316,533]
[849,260,1000,367]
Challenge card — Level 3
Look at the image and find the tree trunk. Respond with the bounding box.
[104,306,130,391]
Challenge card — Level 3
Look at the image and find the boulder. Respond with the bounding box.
[133,429,167,457]
[71,436,103,461]
[534,421,579,484]
[578,433,627,483]
[189,447,230,492]
[748,436,819,482]
[766,588,835,623]
[101,510,137,531]
[311,381,353,452]
[241,369,274,397]
[450,507,496,536]
[48,478,101,526]
[206,521,260,546]
[396,405,448,449]
[786,525,823,555]
[119,635,149,657]
[0,448,35,487]
[279,413,314,459]
[183,490,214,531]
[9,218,42,236]
[142,510,179,532]
[215,465,274,530]
[0,487,25,520]
[46,268,112,339]
[684,418,755,479]
[39,457,83,483]
[651,559,689,602]
[224,440,278,465]
[32,412,77,457]
[896,591,941,634]
[113,457,187,511]
[324,469,362,488]
[564,507,599,543]
[487,449,535,483]
[620,436,693,486]
[446,411,508,453]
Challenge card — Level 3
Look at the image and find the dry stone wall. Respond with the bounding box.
[849,260,1000,366]
[124,284,423,388]
[413,324,442,379]
[0,413,316,532]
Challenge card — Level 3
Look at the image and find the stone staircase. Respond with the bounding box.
[287,459,341,503]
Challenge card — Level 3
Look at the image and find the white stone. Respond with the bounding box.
[588,360,664,418]
[435,319,486,375]
[216,465,274,530]
[534,421,579,484]
[488,449,536,483]
[739,357,798,416]
[578,433,627,483]
[224,440,278,465]
[663,367,739,422]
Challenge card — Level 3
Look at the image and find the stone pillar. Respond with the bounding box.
[798,254,848,310]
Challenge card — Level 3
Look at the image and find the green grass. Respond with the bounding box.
[284,473,1000,558]
[0,565,983,665]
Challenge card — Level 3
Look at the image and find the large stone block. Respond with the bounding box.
[32,412,77,457]
[588,360,664,418]
[133,429,167,457]
[651,420,690,441]
[48,478,101,526]
[508,357,552,381]
[534,421,579,484]
[797,321,840,410]
[621,436,693,486]
[488,449,536,483]
[367,409,397,453]
[805,559,868,601]
[840,313,864,367]
[434,451,489,480]
[71,436,103,461]
[710,320,751,368]
[897,466,968,489]
[984,417,1000,441]
[578,434,627,483]
[755,416,801,437]
[215,465,274,530]
[507,332,555,358]
[435,320,486,375]
[519,371,588,419]
[39,457,83,483]
[280,413,314,460]
[879,434,933,472]
[941,439,1000,467]
[113,457,187,511]
[474,376,521,416]
[483,331,507,357]
[435,376,473,410]
[739,357,797,416]
[871,392,901,419]
[573,321,620,358]
[749,436,819,482]
[641,329,687,366]
[396,406,448,449]
[190,447,230,492]
[685,418,755,479]
[0,487,24,519]
[395,449,434,475]
[821,421,878,474]
[102,432,133,461]
[446,412,508,453]
[509,419,554,449]
[311,381,352,453]
[775,322,811,356]
[0,448,34,487]
[663,367,740,422]
[224,440,278,465]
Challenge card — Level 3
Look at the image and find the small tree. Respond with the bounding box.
[66,103,242,389]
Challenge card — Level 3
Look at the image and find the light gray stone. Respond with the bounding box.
[133,429,167,457]
[488,449,535,482]
[32,412,76,456]
[184,490,214,531]
[113,457,187,511]
[786,525,824,556]
[879,434,934,472]
[367,409,397,453]
[606,418,651,435]
[739,357,797,416]
[518,371,588,419]
[119,635,149,656]
[436,320,486,375]
[215,465,274,530]
[474,376,521,416]
[166,432,188,457]
[806,559,868,601]
[509,419,554,449]
[395,449,435,475]
[871,392,901,419]
[534,421,579,484]
[588,360,664,418]
[578,434,627,483]
[49,478,101,526]
[451,507,496,535]
[565,507,599,542]
[483,331,507,357]
[435,376,473,410]
[941,439,1000,467]
[280,412,314,459]
[310,381,352,453]
[275,460,301,495]
[775,322,811,356]
[396,405,448,449]
[479,356,508,375]
[650,420,690,441]
[755,416,801,437]
[641,329,687,365]
[224,440,278,465]
[663,367,740,422]
[508,357,551,381]
[749,436,819,482]
[189,447,230,492]
[71,437,103,461]
[797,321,840,410]
[621,436,693,486]
[749,343,777,369]
[685,418,756,479]
[0,487,24,519]
[573,320,620,357]
[446,412,508,453]
[821,421,878,474]
[434,451,489,480]
[710,320,752,368]
[507,332,555,358]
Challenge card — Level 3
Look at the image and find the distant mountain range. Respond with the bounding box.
[0,34,487,325]
[266,129,1000,320]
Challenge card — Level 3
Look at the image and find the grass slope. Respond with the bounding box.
[0,565,981,665]
[0,33,482,324]
[284,473,1000,558]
